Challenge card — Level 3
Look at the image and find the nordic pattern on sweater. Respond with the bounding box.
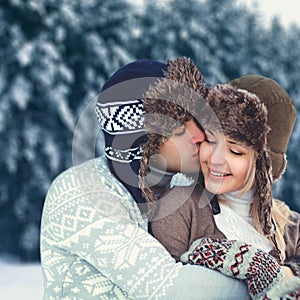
[40,157,180,299]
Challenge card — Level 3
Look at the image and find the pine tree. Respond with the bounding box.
[0,0,133,261]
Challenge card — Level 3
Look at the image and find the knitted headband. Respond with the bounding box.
[203,84,274,236]
[229,75,296,181]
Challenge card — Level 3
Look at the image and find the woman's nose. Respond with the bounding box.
[211,146,226,165]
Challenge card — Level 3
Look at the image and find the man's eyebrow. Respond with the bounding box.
[205,129,215,136]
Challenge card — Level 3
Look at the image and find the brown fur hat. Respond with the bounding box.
[229,75,296,181]
[139,57,208,218]
[203,84,274,236]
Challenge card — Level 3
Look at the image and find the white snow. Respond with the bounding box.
[17,42,34,67]
[11,75,31,110]
[0,259,44,300]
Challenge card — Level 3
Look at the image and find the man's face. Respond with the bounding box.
[157,119,205,174]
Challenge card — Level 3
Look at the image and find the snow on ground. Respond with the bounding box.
[0,259,43,300]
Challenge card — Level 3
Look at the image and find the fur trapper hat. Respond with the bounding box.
[229,75,296,181]
[139,57,208,218]
[203,84,274,237]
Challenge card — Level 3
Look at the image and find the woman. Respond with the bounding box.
[149,81,300,298]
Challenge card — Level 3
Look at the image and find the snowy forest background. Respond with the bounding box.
[1,0,300,262]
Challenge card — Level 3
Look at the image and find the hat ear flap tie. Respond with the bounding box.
[253,150,283,261]
[253,150,273,237]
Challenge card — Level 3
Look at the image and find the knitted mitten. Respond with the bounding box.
[181,238,300,300]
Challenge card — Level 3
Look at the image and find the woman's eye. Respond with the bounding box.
[230,149,243,156]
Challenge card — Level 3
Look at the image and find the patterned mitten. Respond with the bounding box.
[180,237,292,300]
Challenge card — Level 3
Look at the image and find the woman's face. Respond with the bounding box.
[200,129,252,195]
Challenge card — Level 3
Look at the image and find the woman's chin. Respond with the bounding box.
[205,180,224,195]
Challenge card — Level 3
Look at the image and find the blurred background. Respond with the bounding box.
[0,0,299,265]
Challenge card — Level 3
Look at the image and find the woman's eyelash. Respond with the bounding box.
[230,149,243,156]
[206,139,243,155]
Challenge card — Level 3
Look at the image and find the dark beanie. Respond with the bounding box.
[95,60,168,212]
[101,60,167,92]
[230,75,296,181]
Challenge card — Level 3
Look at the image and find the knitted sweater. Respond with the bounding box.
[40,156,250,299]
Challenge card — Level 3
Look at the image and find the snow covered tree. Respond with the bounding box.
[0,0,134,261]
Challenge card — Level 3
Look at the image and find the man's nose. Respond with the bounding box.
[192,129,205,144]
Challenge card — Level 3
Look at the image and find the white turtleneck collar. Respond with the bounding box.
[214,189,274,252]
[219,190,254,224]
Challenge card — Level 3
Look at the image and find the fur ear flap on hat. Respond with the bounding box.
[251,151,273,236]
[139,57,208,219]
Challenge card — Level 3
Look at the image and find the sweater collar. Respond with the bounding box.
[219,189,254,223]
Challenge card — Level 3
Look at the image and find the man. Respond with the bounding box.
[40,57,249,299]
